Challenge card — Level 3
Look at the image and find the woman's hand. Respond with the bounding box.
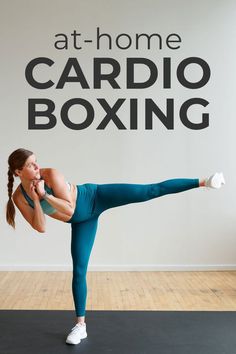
[29,182,41,201]
[28,179,45,201]
[33,179,46,199]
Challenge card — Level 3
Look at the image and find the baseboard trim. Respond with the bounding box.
[0,264,236,271]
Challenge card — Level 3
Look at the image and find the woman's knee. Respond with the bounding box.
[73,264,87,279]
[146,183,162,199]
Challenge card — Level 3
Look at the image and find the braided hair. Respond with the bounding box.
[6,148,33,229]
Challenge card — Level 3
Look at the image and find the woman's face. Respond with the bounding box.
[16,154,41,180]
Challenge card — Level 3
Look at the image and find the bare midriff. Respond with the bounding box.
[49,183,77,222]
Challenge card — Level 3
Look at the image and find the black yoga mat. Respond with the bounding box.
[0,310,236,354]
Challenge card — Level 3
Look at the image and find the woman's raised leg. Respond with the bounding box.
[92,178,200,215]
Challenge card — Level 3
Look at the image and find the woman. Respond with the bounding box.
[6,148,225,345]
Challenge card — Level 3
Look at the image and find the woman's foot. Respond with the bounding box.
[205,172,225,189]
[66,322,87,345]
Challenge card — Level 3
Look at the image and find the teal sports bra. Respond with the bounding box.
[20,181,71,215]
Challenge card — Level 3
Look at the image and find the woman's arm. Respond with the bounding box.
[35,169,74,217]
[32,199,46,232]
[13,194,46,233]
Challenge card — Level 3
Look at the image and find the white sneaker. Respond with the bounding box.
[205,172,225,189]
[66,322,87,345]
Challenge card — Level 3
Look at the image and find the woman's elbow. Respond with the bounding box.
[66,205,74,218]
[33,226,46,233]
[37,228,46,233]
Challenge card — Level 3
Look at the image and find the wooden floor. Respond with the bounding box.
[1,271,236,311]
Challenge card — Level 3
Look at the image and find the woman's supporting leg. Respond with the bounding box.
[71,216,99,322]
[93,178,200,215]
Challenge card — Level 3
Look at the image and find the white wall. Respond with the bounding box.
[0,0,235,270]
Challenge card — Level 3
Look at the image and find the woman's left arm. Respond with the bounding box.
[35,169,74,217]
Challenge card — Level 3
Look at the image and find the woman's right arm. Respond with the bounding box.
[13,191,46,233]
[31,199,46,233]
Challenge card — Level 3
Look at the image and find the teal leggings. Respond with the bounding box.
[66,178,199,316]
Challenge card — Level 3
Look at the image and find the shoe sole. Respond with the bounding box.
[220,173,226,185]
[66,339,81,345]
[66,333,87,345]
[211,173,225,189]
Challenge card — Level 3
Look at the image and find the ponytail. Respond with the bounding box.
[6,148,34,229]
[6,169,16,229]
